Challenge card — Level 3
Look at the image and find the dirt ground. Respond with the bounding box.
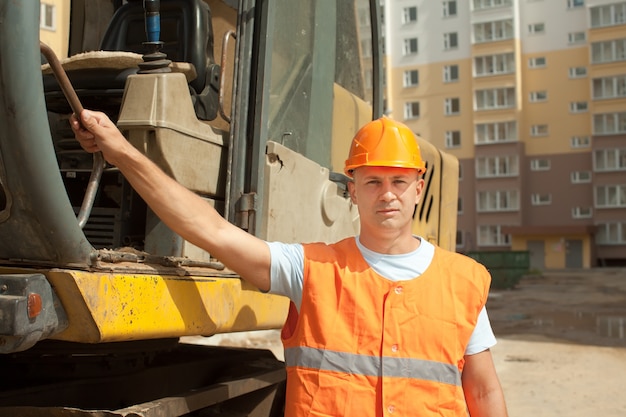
[486,268,626,417]
[191,268,626,416]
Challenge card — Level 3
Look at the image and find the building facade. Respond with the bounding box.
[384,0,626,269]
[39,0,71,59]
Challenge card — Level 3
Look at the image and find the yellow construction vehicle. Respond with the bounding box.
[0,0,458,415]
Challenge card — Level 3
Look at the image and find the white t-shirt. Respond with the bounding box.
[268,236,497,355]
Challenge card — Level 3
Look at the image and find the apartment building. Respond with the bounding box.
[384,0,626,269]
[39,0,71,59]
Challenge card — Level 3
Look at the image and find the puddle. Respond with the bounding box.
[505,310,626,346]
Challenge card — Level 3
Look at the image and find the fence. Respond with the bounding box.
[465,251,530,289]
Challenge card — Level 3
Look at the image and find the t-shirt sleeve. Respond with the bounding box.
[465,306,497,355]
[267,241,305,310]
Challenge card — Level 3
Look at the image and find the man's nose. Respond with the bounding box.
[379,181,396,201]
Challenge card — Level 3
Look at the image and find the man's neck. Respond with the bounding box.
[358,229,420,255]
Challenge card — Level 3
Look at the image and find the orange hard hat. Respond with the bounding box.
[344,116,426,177]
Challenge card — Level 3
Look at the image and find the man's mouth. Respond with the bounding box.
[378,207,398,215]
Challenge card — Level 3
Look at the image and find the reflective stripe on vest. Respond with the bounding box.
[284,345,462,386]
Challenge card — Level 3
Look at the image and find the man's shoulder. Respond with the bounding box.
[432,244,488,272]
[303,237,355,257]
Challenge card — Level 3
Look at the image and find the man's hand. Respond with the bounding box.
[70,110,130,166]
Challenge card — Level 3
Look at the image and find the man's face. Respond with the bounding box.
[348,166,424,235]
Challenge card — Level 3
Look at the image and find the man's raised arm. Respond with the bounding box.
[71,110,272,291]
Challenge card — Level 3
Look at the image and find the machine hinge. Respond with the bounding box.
[235,192,257,232]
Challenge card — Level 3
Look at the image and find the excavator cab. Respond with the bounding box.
[0,1,460,414]
[31,0,378,263]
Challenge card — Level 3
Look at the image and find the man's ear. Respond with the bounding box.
[415,178,425,206]
[347,180,357,205]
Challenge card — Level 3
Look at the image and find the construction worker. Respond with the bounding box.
[71,111,508,416]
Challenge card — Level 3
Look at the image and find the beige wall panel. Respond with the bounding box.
[588,27,626,43]
[591,100,626,114]
[522,47,592,155]
[590,61,626,78]
[40,0,71,58]
[390,60,478,160]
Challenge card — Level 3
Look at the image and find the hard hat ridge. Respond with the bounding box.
[344,116,426,177]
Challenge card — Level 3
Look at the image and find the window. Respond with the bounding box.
[476,121,517,143]
[571,136,591,148]
[594,148,626,171]
[473,0,513,10]
[456,230,464,248]
[475,87,515,110]
[530,124,549,136]
[572,207,593,219]
[528,23,545,34]
[568,0,584,8]
[571,171,592,183]
[443,1,458,17]
[477,225,511,246]
[531,194,552,205]
[569,66,587,78]
[530,159,551,171]
[591,3,626,28]
[403,70,419,87]
[591,39,626,63]
[444,32,459,50]
[593,75,626,99]
[446,131,461,148]
[40,3,56,31]
[444,98,460,115]
[402,6,418,24]
[595,184,626,208]
[404,101,420,119]
[593,112,626,135]
[568,32,586,44]
[443,65,459,82]
[477,190,519,212]
[473,19,514,43]
[474,53,515,76]
[530,91,548,102]
[529,57,547,68]
[570,101,588,113]
[596,222,626,244]
[476,155,519,177]
[403,38,419,55]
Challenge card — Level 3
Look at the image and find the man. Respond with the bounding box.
[72,111,508,416]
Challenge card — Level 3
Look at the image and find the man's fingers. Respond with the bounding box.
[80,110,100,132]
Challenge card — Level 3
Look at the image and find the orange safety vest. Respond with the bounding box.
[281,237,491,417]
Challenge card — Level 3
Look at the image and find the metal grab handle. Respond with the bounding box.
[219,30,236,123]
[39,42,106,229]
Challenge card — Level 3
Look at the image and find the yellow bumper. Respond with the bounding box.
[2,267,289,344]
